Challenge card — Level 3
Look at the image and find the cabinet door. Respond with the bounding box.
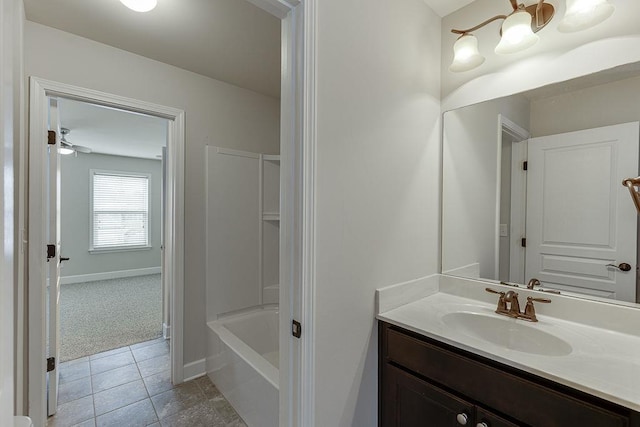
[382,364,474,427]
[476,408,521,427]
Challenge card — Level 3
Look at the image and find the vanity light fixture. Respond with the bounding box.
[119,0,157,12]
[450,0,554,73]
[449,34,485,72]
[558,0,615,32]
[450,0,616,72]
[494,9,540,55]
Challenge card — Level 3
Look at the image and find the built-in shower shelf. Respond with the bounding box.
[263,154,280,162]
[262,212,280,221]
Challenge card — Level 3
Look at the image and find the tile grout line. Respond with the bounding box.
[55,339,235,427]
[133,352,163,424]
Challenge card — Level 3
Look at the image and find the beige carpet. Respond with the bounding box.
[60,274,162,362]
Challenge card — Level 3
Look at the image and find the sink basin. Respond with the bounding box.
[441,312,572,356]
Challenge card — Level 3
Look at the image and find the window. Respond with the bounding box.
[90,170,151,251]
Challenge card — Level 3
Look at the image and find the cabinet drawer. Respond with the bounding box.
[384,326,628,427]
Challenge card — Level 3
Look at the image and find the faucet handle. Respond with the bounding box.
[527,296,551,304]
[522,296,551,322]
[486,288,508,313]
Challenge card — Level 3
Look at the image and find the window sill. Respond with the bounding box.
[89,245,153,254]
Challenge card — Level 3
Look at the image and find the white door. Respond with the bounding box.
[526,122,639,301]
[47,97,62,415]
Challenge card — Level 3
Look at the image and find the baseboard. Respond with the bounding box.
[60,267,162,285]
[163,323,171,340]
[183,359,206,382]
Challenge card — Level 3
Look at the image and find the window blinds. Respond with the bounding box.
[92,172,149,249]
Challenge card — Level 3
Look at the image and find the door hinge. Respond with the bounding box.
[47,130,56,146]
[46,357,55,372]
[47,244,56,260]
[292,319,302,339]
[521,238,527,248]
[523,161,528,171]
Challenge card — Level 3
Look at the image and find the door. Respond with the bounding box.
[525,122,639,301]
[47,97,62,415]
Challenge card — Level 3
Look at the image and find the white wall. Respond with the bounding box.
[313,0,441,424]
[442,95,530,280]
[59,153,162,279]
[530,74,640,137]
[24,21,280,366]
[441,0,640,111]
[1,0,23,421]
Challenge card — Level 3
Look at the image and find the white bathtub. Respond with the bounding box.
[206,307,279,427]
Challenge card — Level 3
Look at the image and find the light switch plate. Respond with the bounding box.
[500,224,508,237]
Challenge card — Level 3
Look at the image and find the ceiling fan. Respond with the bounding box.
[60,127,92,155]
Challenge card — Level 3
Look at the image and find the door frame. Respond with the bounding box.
[250,1,317,426]
[497,114,530,284]
[26,1,317,426]
[27,77,186,426]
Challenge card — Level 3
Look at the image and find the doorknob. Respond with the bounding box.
[606,262,632,272]
[60,256,70,262]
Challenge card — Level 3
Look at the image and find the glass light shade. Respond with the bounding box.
[449,35,485,73]
[119,0,157,12]
[59,146,74,155]
[495,11,539,55]
[558,0,614,32]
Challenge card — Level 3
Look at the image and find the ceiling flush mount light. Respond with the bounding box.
[449,34,486,73]
[449,0,555,72]
[119,0,157,13]
[559,0,614,32]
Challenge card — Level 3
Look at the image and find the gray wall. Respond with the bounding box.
[60,152,162,278]
[25,21,280,365]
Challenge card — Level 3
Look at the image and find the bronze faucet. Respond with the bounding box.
[526,278,561,295]
[485,288,551,322]
[527,278,541,289]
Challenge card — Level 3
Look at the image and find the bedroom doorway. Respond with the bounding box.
[55,98,168,364]
[28,78,186,426]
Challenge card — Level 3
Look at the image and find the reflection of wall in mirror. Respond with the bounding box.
[442,95,529,279]
[530,75,640,137]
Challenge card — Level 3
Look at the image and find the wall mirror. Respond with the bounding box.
[442,61,640,307]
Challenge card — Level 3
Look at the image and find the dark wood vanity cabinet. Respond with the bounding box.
[383,363,518,427]
[379,321,640,427]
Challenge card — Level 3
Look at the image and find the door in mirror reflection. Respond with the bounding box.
[525,123,639,302]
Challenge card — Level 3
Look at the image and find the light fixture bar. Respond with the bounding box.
[451,15,508,36]
[449,0,555,72]
[450,0,554,37]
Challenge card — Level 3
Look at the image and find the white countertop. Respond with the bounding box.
[377,284,640,412]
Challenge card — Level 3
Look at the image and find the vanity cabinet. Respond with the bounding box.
[384,363,517,427]
[379,322,640,427]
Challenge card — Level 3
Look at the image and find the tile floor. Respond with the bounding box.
[48,338,247,427]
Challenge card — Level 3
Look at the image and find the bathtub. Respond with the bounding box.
[206,307,279,427]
